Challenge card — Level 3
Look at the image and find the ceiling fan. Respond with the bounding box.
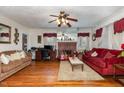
[48,11,78,27]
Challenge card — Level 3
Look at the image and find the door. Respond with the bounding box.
[22,34,28,51]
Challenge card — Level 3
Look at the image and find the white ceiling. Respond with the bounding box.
[0,6,123,28]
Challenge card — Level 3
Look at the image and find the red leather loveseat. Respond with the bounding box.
[82,48,124,75]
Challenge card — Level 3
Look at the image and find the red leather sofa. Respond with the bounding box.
[82,48,124,75]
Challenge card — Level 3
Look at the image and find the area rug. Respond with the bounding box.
[58,61,104,81]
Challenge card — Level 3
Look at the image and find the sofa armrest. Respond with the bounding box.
[26,52,32,57]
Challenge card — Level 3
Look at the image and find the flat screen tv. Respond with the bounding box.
[44,45,53,50]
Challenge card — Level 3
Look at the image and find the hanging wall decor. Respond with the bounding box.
[14,28,19,45]
[0,23,11,43]
[37,35,42,44]
[92,33,96,41]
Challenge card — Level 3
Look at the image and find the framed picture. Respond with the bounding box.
[37,35,42,44]
[0,23,11,43]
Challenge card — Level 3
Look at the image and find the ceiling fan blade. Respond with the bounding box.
[67,23,71,27]
[67,17,78,22]
[50,15,59,17]
[48,19,56,23]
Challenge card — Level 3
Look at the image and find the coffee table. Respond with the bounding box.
[69,57,83,71]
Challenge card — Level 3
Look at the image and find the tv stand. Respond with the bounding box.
[35,49,56,61]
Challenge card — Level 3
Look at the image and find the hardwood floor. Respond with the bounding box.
[0,60,122,87]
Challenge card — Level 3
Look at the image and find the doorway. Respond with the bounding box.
[22,33,28,51]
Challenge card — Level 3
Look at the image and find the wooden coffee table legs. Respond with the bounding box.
[72,64,83,71]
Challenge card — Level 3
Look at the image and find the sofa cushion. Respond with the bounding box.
[88,57,106,68]
[1,60,23,73]
[97,50,108,58]
[10,53,18,61]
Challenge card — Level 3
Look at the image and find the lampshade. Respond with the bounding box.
[121,44,124,49]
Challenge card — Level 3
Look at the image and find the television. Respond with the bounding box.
[44,45,53,50]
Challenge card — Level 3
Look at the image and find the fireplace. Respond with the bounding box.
[58,42,77,57]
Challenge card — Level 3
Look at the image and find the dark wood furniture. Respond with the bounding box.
[35,50,42,61]
[35,49,56,61]
[113,64,124,78]
[49,50,56,60]
[113,64,124,85]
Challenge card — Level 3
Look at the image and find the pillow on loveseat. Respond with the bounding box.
[0,54,10,64]
[84,50,94,56]
[20,51,26,58]
[118,51,124,57]
[10,52,22,61]
[104,52,115,59]
[91,51,98,57]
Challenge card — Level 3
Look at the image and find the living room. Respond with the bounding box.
[0,5,124,89]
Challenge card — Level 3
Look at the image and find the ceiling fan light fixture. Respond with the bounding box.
[57,19,61,24]
[62,18,65,23]
[49,11,78,27]
[65,20,69,23]
[63,22,66,25]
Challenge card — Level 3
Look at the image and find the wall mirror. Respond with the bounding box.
[0,23,11,43]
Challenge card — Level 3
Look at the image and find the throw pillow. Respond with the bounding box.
[0,54,10,64]
[91,51,98,57]
[6,55,11,60]
[118,51,124,57]
[20,51,26,58]
[10,53,17,61]
[104,52,115,59]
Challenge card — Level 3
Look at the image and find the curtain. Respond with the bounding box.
[96,28,103,38]
[43,33,57,37]
[77,33,89,52]
[114,18,124,34]
[96,28,105,48]
[78,33,89,37]
[94,28,103,48]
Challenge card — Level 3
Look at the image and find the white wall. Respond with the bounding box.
[92,8,124,49]
[28,28,92,50]
[28,28,57,48]
[0,15,30,52]
[95,8,124,28]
